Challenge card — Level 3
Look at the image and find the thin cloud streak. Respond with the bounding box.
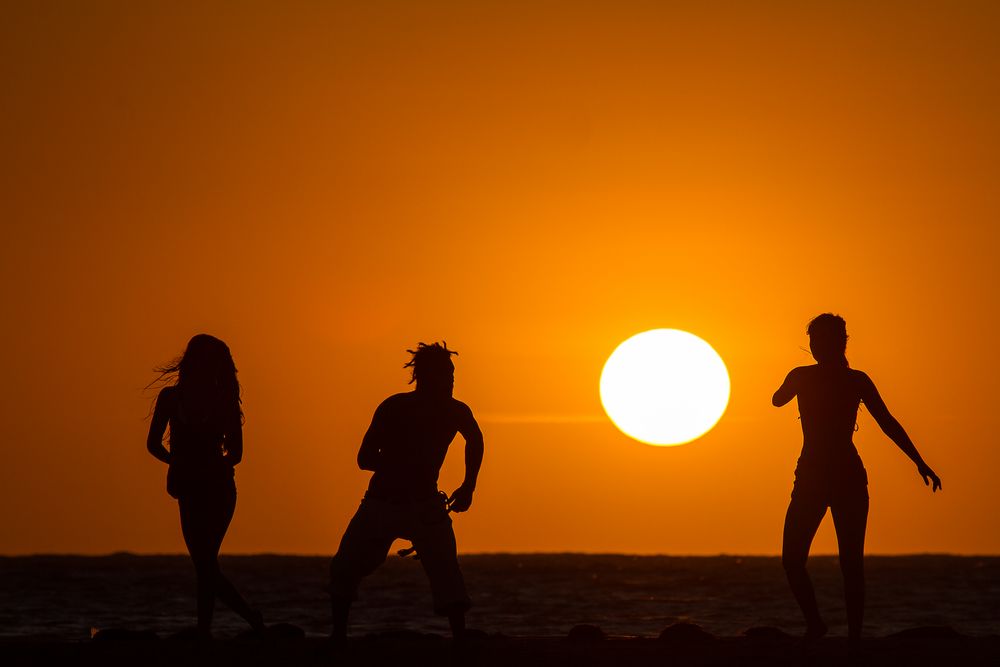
[480,414,609,425]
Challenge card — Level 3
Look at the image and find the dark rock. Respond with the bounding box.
[268,623,306,640]
[743,626,793,640]
[235,623,306,641]
[567,624,606,642]
[658,622,714,644]
[463,628,490,641]
[888,626,965,640]
[91,628,159,642]
[165,627,213,641]
[367,629,445,642]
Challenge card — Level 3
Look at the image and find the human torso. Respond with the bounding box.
[793,364,866,482]
[164,387,234,491]
[366,392,463,501]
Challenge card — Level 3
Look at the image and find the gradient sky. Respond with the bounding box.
[2,1,998,555]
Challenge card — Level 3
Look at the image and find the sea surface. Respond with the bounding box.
[1,554,998,640]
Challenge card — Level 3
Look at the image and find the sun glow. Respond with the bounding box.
[600,329,730,446]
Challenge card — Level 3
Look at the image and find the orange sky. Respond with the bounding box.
[2,1,998,555]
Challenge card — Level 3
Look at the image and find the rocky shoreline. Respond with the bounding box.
[3,623,998,666]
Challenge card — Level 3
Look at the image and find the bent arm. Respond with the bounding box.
[357,404,387,471]
[446,404,484,513]
[223,412,243,465]
[458,413,484,491]
[772,368,799,407]
[860,374,941,490]
[146,389,172,464]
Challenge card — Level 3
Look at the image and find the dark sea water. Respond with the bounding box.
[1,554,997,640]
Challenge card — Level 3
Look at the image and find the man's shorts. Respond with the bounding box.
[329,494,471,615]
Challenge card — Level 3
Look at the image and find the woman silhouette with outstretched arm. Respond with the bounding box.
[146,334,265,637]
[772,314,940,646]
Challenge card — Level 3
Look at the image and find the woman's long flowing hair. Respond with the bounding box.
[150,334,243,425]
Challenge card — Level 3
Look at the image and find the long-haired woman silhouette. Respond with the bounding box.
[146,334,265,637]
[772,314,940,645]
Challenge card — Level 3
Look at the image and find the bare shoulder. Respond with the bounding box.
[850,368,875,385]
[151,385,177,418]
[379,392,411,409]
[850,368,877,393]
[157,385,178,404]
[779,365,821,396]
[450,398,478,427]
[786,365,813,381]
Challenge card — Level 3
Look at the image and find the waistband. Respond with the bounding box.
[363,490,445,504]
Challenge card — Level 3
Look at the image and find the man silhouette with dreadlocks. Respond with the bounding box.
[329,342,484,642]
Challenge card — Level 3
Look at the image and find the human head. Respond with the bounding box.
[177,334,238,386]
[152,334,242,419]
[405,341,457,396]
[807,313,849,366]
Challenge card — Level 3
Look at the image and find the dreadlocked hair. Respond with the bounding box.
[404,341,458,384]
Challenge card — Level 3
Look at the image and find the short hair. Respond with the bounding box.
[806,313,848,342]
[404,341,458,384]
[807,313,849,366]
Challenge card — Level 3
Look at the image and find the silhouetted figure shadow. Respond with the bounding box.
[329,342,484,643]
[772,314,941,647]
[146,334,265,638]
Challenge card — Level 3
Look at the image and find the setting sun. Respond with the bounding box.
[600,329,730,446]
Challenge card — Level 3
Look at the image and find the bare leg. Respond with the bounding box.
[831,490,869,645]
[329,596,351,642]
[448,610,466,641]
[216,573,265,631]
[191,560,217,634]
[782,490,829,638]
[180,495,220,634]
[180,486,263,633]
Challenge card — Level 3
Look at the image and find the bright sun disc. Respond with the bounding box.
[600,329,730,446]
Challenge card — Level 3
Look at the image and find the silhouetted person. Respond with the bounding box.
[773,314,941,646]
[146,334,265,638]
[329,342,484,642]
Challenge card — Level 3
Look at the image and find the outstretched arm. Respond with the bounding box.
[448,404,484,513]
[772,368,800,407]
[860,373,941,492]
[146,389,172,464]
